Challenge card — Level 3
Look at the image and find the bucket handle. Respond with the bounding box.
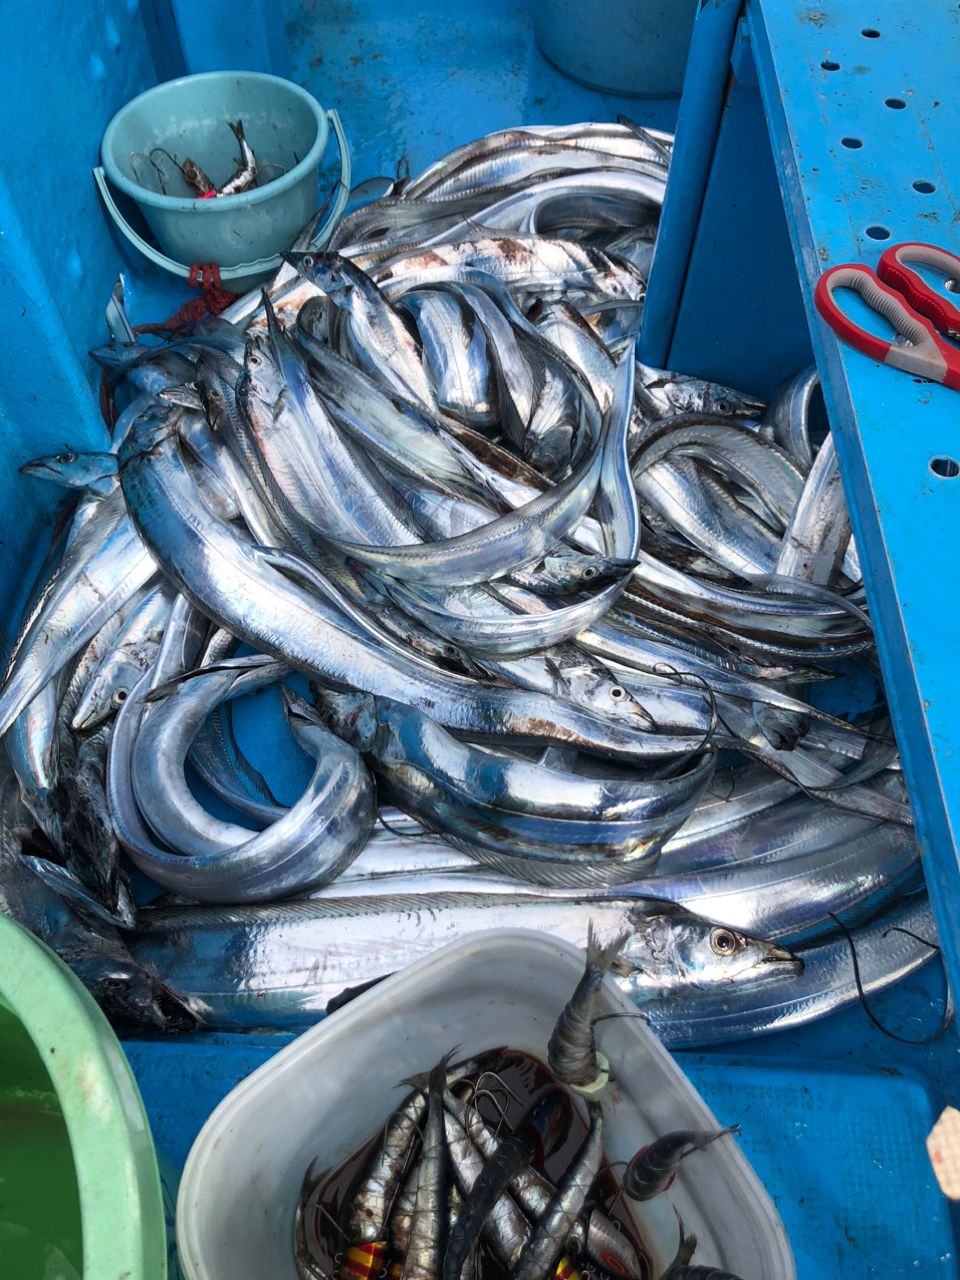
[93,108,351,282]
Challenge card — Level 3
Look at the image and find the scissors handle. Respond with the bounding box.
[814,263,960,388]
[878,242,960,339]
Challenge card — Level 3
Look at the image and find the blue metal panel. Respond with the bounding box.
[745,0,960,995]
[661,20,813,396]
[638,0,742,366]
[0,0,166,642]
[168,0,291,77]
[279,0,678,183]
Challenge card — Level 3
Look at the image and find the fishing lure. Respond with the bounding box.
[547,923,629,1091]
[623,1127,740,1201]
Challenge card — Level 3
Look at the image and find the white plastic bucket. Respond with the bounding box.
[176,930,795,1280]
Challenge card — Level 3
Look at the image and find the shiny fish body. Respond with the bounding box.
[118,407,674,759]
[239,320,418,548]
[775,434,851,587]
[324,426,603,587]
[403,123,671,198]
[408,143,665,205]
[71,581,174,731]
[444,1111,529,1267]
[306,343,478,489]
[286,251,433,406]
[530,299,615,414]
[0,490,155,736]
[764,364,817,470]
[128,893,796,1029]
[312,690,714,879]
[401,289,497,428]
[373,238,645,312]
[124,681,374,902]
[633,417,803,529]
[513,1105,604,1280]
[131,659,288,856]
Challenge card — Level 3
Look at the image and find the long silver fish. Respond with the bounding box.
[0,489,155,736]
[128,893,797,1029]
[117,407,679,759]
[313,690,713,885]
[123,677,374,902]
[0,770,196,1030]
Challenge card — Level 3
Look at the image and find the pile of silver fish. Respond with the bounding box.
[0,120,937,1034]
[296,936,745,1280]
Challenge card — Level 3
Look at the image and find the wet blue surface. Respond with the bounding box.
[280,0,678,186]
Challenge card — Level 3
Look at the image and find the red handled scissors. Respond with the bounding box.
[815,242,960,390]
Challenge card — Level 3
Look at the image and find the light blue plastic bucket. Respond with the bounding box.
[96,71,350,290]
[531,0,698,97]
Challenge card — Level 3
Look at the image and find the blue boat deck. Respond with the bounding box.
[0,0,955,1275]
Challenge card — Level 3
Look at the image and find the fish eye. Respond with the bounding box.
[301,254,315,271]
[113,689,128,706]
[716,399,731,414]
[248,352,261,367]
[710,927,742,956]
[55,451,77,464]
[610,686,627,701]
[582,565,599,580]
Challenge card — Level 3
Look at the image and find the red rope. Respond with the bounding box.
[138,263,240,336]
[99,263,239,429]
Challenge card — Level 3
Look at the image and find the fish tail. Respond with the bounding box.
[400,1045,460,1093]
[229,118,246,143]
[586,920,631,975]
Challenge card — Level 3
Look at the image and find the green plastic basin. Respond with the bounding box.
[0,913,168,1278]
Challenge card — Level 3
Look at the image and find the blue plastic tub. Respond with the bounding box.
[0,2,956,1278]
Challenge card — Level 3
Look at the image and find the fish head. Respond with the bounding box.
[699,383,766,419]
[284,250,349,295]
[159,383,204,410]
[309,686,379,751]
[241,331,285,408]
[20,449,117,495]
[62,923,201,1032]
[544,652,657,732]
[634,362,765,420]
[194,352,240,427]
[615,901,802,997]
[538,554,638,593]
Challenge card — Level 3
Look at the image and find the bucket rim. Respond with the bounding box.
[0,912,167,1278]
[101,69,329,214]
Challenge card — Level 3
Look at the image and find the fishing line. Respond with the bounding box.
[650,661,719,755]
[828,911,951,1044]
